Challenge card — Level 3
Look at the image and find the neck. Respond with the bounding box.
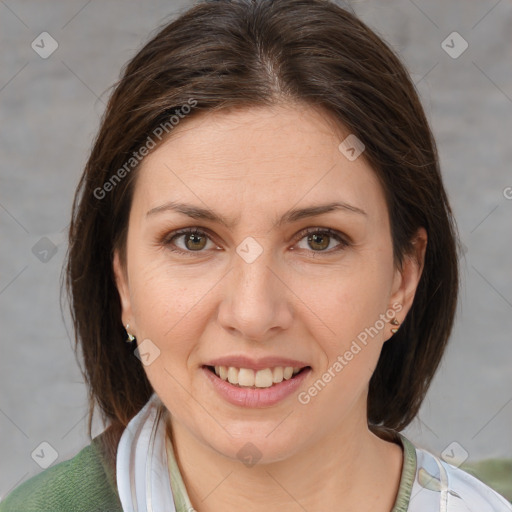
[166,410,403,512]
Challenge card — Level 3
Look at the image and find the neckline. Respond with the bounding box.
[165,426,197,511]
[391,433,417,511]
[164,425,417,512]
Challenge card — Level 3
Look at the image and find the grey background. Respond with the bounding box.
[1,0,511,498]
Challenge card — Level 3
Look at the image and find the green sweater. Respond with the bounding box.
[0,432,123,512]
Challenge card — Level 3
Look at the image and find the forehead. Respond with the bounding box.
[132,103,386,222]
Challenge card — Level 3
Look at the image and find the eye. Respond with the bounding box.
[164,228,217,255]
[293,227,350,255]
[162,226,350,257]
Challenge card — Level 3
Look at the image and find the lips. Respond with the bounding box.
[201,364,312,407]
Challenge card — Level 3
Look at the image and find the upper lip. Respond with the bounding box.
[203,355,311,371]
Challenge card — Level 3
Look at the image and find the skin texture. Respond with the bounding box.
[113,103,427,511]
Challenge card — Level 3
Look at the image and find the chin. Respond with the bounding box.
[202,428,305,466]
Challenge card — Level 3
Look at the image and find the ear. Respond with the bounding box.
[388,227,427,328]
[113,249,135,332]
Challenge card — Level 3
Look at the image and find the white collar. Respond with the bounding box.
[116,393,177,512]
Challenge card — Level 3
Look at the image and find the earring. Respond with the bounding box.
[125,324,136,343]
[390,317,400,334]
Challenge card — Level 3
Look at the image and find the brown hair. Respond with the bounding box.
[65,0,459,470]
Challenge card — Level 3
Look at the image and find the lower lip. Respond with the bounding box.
[201,366,311,408]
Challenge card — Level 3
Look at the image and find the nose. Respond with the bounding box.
[216,246,293,342]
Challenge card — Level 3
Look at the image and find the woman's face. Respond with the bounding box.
[114,103,424,463]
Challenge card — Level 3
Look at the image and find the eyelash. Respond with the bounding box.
[162,227,350,258]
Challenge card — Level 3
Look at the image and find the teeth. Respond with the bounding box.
[283,367,294,380]
[272,366,283,383]
[218,366,228,380]
[255,368,273,388]
[238,368,255,387]
[212,365,305,388]
[227,366,239,385]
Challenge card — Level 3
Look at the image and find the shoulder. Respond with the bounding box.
[406,437,512,512]
[0,432,123,512]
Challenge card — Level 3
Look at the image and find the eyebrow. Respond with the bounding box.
[146,200,367,229]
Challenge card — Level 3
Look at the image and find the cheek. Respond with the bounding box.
[291,259,394,401]
[131,278,197,345]
[128,264,206,410]
[296,257,392,341]
[129,247,199,325]
[298,272,391,414]
[127,256,214,369]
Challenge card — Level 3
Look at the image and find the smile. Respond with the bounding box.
[202,365,312,407]
[206,365,309,388]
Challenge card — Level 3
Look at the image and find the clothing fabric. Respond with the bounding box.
[116,392,194,512]
[0,430,123,512]
[1,392,511,511]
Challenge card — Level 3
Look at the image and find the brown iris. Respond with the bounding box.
[308,233,330,251]
[184,232,207,251]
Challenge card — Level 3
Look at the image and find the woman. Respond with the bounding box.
[1,0,510,510]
